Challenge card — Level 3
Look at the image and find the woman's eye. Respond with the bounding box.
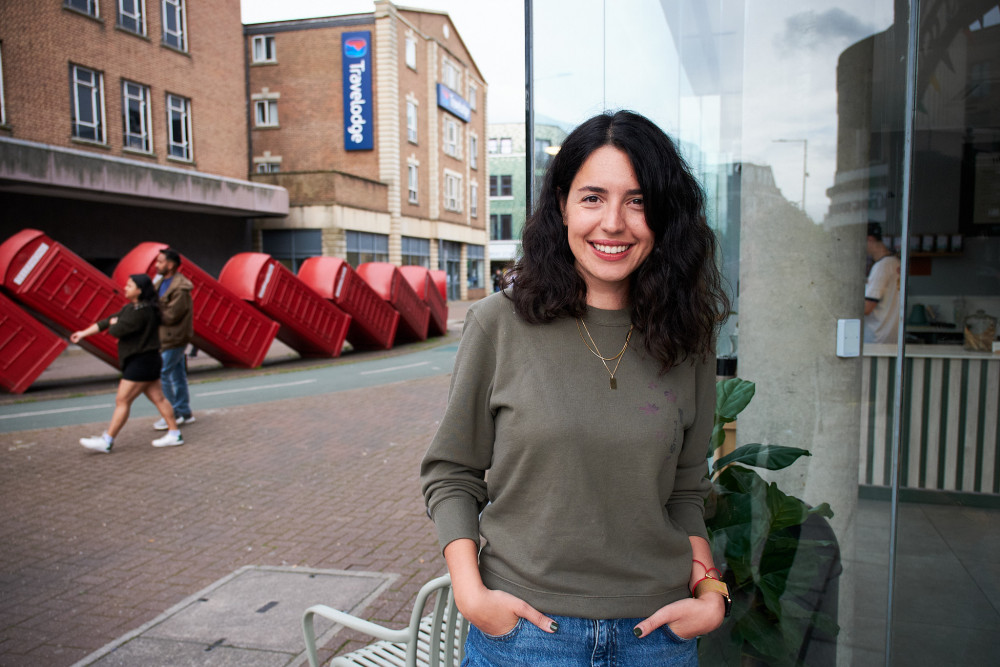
[582,195,600,203]
[630,197,644,207]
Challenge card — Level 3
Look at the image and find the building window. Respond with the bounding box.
[262,229,321,273]
[470,182,478,218]
[256,162,280,173]
[406,100,418,143]
[408,163,419,204]
[166,93,191,160]
[442,58,459,91]
[487,138,498,154]
[490,175,513,198]
[499,137,513,154]
[443,118,459,157]
[468,82,477,110]
[122,80,152,152]
[0,43,6,126]
[252,35,276,63]
[118,0,146,35]
[444,171,463,212]
[70,64,105,143]
[162,0,186,51]
[254,99,278,127]
[467,244,484,289]
[401,236,430,267]
[346,231,389,268]
[470,134,478,169]
[65,0,99,18]
[405,34,417,70]
[491,214,513,240]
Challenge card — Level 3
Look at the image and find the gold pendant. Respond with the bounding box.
[610,377,617,390]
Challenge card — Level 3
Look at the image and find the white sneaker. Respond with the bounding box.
[152,432,184,448]
[80,436,111,453]
[154,415,194,430]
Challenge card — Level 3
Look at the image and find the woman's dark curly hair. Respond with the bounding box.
[507,110,729,371]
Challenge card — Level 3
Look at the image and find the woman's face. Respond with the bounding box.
[124,278,140,301]
[561,145,654,307]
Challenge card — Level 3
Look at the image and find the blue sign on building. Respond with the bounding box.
[342,31,373,151]
[437,83,471,123]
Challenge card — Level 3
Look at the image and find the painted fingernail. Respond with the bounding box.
[550,621,559,632]
[633,627,643,638]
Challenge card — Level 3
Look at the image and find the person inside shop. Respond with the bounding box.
[153,248,196,429]
[864,222,901,344]
[421,110,731,665]
[492,268,504,293]
[71,274,184,453]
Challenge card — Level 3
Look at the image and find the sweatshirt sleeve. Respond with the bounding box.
[665,354,714,540]
[106,306,146,339]
[420,308,498,552]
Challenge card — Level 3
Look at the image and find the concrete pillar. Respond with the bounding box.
[736,166,865,666]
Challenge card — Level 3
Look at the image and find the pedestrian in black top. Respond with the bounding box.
[70,274,184,452]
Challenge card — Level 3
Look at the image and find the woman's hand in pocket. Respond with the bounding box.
[456,585,557,636]
[632,595,725,640]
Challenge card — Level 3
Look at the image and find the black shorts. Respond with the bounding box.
[121,350,161,382]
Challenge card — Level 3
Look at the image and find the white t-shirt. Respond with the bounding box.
[864,255,901,344]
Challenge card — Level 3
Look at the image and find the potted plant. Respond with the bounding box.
[699,378,841,666]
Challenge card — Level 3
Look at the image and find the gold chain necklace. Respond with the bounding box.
[576,318,634,390]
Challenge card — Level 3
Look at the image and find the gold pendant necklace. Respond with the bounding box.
[576,318,634,390]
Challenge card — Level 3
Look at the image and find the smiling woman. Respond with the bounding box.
[421,110,731,666]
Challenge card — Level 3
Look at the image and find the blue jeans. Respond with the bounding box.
[160,347,191,418]
[462,615,697,667]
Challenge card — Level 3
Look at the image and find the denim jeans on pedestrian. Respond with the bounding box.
[462,614,697,667]
[160,347,191,418]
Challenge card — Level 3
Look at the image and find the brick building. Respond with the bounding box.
[0,0,287,275]
[245,0,489,300]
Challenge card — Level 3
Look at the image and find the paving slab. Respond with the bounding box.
[77,566,395,667]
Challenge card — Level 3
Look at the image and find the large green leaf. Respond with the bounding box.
[716,377,756,420]
[713,443,812,474]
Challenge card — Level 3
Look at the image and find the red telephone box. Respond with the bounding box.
[298,257,399,350]
[219,253,351,357]
[113,243,279,368]
[0,292,68,393]
[0,229,124,366]
[356,262,430,343]
[398,265,448,336]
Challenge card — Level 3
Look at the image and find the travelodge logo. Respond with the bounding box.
[344,37,368,59]
[342,31,373,151]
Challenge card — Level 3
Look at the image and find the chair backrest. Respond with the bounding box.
[405,575,468,667]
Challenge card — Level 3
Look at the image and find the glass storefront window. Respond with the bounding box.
[530,1,999,664]
[401,235,430,267]
[261,228,321,273]
[466,244,484,289]
[345,230,388,268]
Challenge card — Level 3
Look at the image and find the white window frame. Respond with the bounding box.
[256,162,281,173]
[405,34,417,70]
[166,93,192,160]
[443,118,459,158]
[71,64,106,143]
[254,99,278,127]
[408,163,419,204]
[442,57,460,91]
[487,137,498,154]
[469,133,478,169]
[470,182,478,218]
[65,0,99,18]
[468,82,477,110]
[122,80,152,152]
[252,35,276,63]
[444,170,462,213]
[499,137,513,154]
[118,0,146,35]
[406,99,418,143]
[162,0,187,51]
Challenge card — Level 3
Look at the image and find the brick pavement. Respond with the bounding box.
[0,304,475,666]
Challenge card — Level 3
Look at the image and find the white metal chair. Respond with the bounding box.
[302,574,468,667]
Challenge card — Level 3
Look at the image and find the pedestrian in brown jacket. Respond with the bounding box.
[153,248,196,429]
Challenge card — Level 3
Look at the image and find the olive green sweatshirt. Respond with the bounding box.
[420,292,714,619]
